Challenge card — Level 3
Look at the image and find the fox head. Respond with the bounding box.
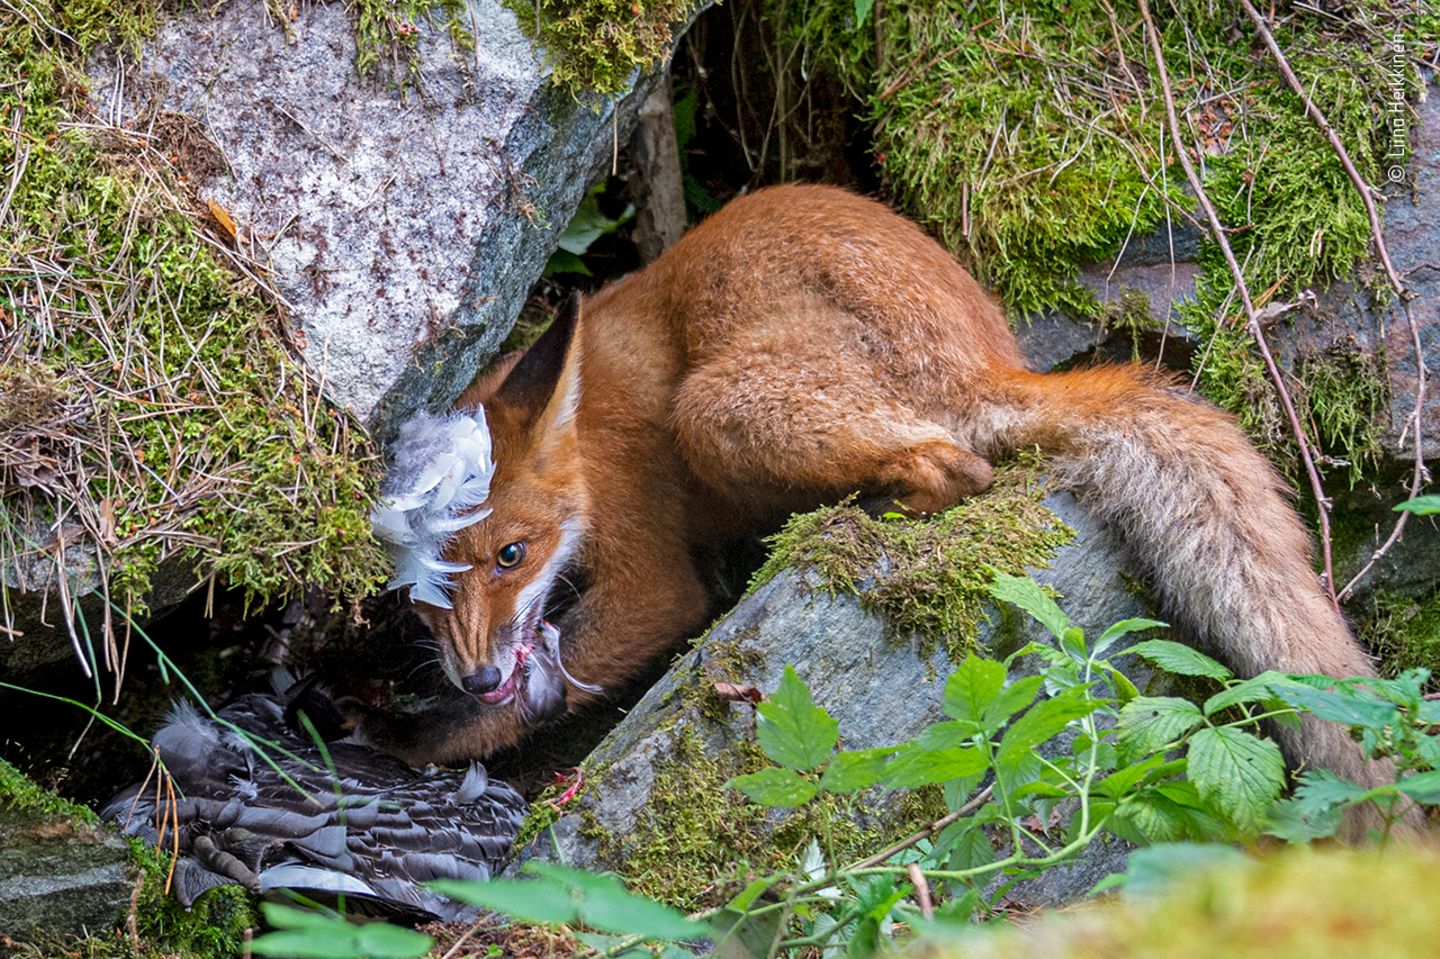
[412,296,596,725]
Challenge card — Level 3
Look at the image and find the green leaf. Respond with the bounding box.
[542,249,592,277]
[1264,770,1365,842]
[1187,727,1285,835]
[725,877,776,913]
[981,676,1043,734]
[1093,617,1167,656]
[526,864,710,940]
[1096,755,1170,800]
[885,744,988,789]
[1394,494,1440,515]
[1106,665,1141,704]
[1270,685,1400,728]
[1266,797,1345,842]
[260,903,343,931]
[555,186,634,255]
[912,721,972,749]
[430,877,578,925]
[942,655,1007,724]
[1398,769,1440,803]
[1203,671,1300,717]
[1125,640,1231,681]
[1120,843,1249,898]
[1116,697,1204,760]
[756,665,838,770]
[727,766,818,807]
[989,571,1070,641]
[854,0,876,27]
[848,916,880,958]
[354,924,435,959]
[819,748,892,793]
[935,819,996,871]
[1113,780,1232,844]
[1012,779,1069,801]
[249,931,359,959]
[1293,769,1372,809]
[1111,791,1187,844]
[995,685,1101,769]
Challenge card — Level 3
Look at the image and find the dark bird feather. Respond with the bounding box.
[103,690,527,922]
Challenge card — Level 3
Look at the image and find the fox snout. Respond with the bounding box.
[461,666,504,696]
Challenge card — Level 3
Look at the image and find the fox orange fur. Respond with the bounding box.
[357,184,1394,816]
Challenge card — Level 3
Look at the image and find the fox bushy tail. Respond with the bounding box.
[976,365,1381,792]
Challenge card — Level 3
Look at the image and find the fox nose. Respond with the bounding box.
[462,666,503,696]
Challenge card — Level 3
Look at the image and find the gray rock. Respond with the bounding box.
[0,804,135,946]
[1308,88,1440,465]
[89,0,695,431]
[536,491,1153,912]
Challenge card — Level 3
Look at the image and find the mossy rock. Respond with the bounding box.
[2,0,702,644]
[527,472,1162,913]
[0,759,254,956]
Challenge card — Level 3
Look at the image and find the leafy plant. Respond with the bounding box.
[434,862,710,952]
[1265,668,1440,841]
[708,571,1297,954]
[250,903,433,959]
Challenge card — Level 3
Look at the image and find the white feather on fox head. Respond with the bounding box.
[370,409,496,609]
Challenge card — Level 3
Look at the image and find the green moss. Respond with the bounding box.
[581,726,925,912]
[350,0,474,83]
[1359,588,1440,685]
[0,757,99,823]
[688,634,766,722]
[749,452,1074,659]
[1100,288,1163,362]
[0,758,255,956]
[509,0,703,97]
[1297,346,1388,486]
[778,0,1177,317]
[1,10,387,612]
[1185,292,1390,486]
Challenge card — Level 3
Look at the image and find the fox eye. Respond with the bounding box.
[496,542,526,569]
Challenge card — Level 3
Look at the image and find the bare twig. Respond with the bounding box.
[437,917,489,959]
[1138,0,1341,608]
[1236,0,1432,599]
[907,862,935,919]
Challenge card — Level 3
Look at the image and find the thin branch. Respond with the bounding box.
[1138,0,1341,609]
[1236,0,1432,599]
[907,862,935,920]
[846,784,994,871]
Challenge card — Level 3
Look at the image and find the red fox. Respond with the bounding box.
[359,184,1387,804]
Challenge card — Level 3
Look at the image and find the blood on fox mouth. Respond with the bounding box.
[477,642,533,705]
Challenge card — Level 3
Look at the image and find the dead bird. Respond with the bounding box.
[102,687,527,923]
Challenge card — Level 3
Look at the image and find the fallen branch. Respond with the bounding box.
[1138,0,1340,609]
[1235,0,1432,599]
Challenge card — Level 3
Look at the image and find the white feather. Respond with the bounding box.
[371,409,496,609]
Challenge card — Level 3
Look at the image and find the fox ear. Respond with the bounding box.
[492,293,582,431]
